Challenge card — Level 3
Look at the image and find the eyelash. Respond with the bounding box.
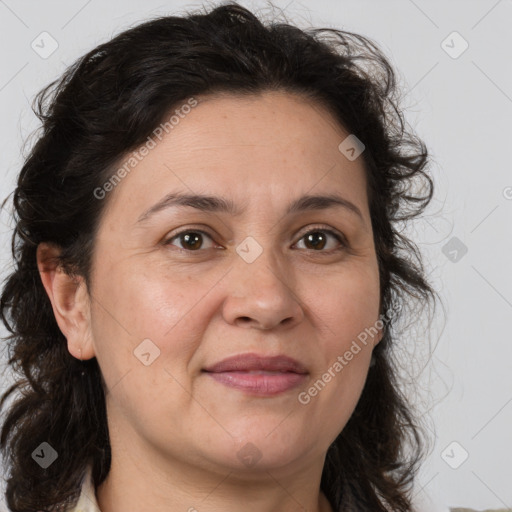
[163,225,347,254]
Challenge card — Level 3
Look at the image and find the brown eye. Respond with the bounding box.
[165,230,215,251]
[295,229,346,252]
[164,227,346,253]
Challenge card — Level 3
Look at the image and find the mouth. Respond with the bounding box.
[203,370,307,396]
[202,353,308,396]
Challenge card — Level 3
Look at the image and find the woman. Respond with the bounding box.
[0,2,436,511]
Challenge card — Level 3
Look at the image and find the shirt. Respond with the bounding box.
[67,463,101,512]
[62,465,496,512]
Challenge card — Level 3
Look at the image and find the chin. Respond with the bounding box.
[204,428,313,473]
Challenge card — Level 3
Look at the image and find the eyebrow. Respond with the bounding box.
[136,192,364,223]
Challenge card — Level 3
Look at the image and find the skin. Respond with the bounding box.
[37,90,383,512]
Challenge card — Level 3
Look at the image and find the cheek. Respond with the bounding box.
[92,258,195,339]
[88,264,207,429]
[88,261,192,391]
[293,265,379,425]
[312,264,381,342]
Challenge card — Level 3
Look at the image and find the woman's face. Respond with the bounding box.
[86,91,382,477]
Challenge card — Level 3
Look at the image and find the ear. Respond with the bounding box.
[36,242,95,360]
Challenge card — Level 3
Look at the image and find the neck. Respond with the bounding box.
[96,443,333,512]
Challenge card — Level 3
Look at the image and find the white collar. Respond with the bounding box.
[68,463,101,512]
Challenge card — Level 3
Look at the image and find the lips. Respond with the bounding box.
[202,353,308,396]
[203,353,308,374]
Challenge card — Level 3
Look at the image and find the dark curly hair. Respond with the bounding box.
[1,2,437,511]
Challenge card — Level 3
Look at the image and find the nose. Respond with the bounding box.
[221,243,305,331]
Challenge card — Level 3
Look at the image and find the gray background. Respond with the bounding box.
[1,1,511,511]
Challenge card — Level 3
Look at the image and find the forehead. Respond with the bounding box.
[166,90,352,166]
[100,90,369,222]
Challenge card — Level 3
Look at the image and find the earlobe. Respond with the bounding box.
[36,243,95,360]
